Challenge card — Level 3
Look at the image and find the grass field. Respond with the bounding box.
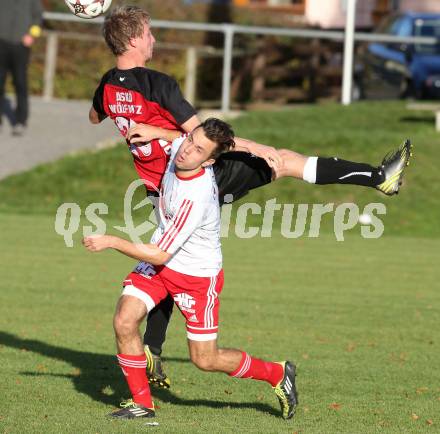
[1,102,439,433]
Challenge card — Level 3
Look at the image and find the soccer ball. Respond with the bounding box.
[64,0,112,19]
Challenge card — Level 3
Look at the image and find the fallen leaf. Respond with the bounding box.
[36,364,47,372]
[346,342,356,352]
[416,387,428,394]
[329,402,342,410]
[427,419,433,426]
[411,413,419,420]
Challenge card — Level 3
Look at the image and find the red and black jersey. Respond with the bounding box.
[92,67,197,189]
[93,67,273,202]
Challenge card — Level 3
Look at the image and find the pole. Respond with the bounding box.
[185,46,197,105]
[221,25,234,114]
[43,32,59,101]
[341,0,357,105]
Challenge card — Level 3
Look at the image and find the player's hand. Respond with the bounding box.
[127,124,161,144]
[82,235,114,252]
[22,34,34,47]
[248,143,284,170]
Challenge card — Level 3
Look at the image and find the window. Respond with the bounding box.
[414,18,440,54]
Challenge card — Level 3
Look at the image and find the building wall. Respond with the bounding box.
[305,0,376,29]
[399,0,440,13]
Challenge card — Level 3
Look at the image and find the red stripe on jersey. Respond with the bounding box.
[161,201,193,251]
[157,199,190,249]
[157,199,192,250]
[157,199,194,251]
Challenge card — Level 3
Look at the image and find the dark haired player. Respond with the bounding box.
[83,119,298,420]
[89,5,412,389]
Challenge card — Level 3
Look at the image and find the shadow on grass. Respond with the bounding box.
[399,116,435,124]
[0,331,279,417]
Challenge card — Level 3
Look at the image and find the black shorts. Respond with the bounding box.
[213,152,273,205]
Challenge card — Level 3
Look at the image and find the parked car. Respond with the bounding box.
[355,12,440,100]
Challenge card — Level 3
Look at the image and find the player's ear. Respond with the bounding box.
[128,37,137,48]
[202,158,215,168]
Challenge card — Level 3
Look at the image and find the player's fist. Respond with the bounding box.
[82,235,114,252]
[127,124,159,144]
[250,143,284,170]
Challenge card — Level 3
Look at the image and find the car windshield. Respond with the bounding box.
[414,18,440,54]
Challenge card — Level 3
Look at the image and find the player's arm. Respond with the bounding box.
[84,196,205,262]
[127,124,182,144]
[180,115,282,168]
[89,74,109,124]
[163,77,282,168]
[82,235,171,265]
[232,137,283,169]
[181,115,200,132]
[89,106,107,124]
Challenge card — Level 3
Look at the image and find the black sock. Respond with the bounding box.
[143,294,174,356]
[148,345,162,357]
[315,157,384,187]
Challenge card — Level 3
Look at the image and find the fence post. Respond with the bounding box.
[221,25,234,114]
[341,0,357,105]
[185,46,197,105]
[43,31,59,101]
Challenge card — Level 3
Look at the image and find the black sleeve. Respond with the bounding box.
[92,75,107,116]
[31,0,43,27]
[162,78,197,125]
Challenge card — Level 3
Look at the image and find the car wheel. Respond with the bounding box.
[352,80,363,101]
[399,78,412,98]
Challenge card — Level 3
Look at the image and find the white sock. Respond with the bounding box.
[302,157,318,184]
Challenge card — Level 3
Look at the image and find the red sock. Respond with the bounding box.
[229,352,283,387]
[117,353,153,409]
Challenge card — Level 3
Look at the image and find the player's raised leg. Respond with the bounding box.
[273,140,412,195]
[171,265,298,420]
[111,293,155,419]
[188,339,298,420]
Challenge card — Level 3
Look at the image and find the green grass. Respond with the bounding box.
[0,101,438,236]
[0,102,439,432]
[0,213,439,433]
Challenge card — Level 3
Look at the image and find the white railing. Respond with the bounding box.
[42,11,439,111]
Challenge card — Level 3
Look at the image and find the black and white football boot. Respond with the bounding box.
[109,399,155,419]
[273,361,298,420]
[376,139,413,195]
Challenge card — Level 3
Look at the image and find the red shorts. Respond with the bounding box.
[122,262,224,341]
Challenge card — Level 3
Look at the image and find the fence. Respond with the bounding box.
[41,29,225,105]
[42,11,439,111]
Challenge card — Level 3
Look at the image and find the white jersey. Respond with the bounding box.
[150,136,222,277]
